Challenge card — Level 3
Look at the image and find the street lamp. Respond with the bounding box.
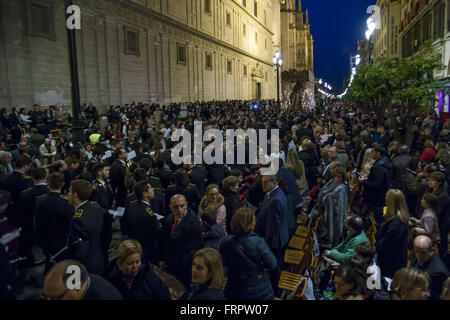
[273,50,283,107]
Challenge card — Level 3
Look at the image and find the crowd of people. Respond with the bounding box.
[0,99,449,300]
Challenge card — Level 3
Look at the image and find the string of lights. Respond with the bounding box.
[337,16,376,99]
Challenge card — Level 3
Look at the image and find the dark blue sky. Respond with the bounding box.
[301,0,376,91]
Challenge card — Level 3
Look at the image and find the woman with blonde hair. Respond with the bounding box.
[285,150,308,194]
[391,267,430,300]
[375,189,410,278]
[179,248,225,300]
[106,239,172,300]
[199,184,227,233]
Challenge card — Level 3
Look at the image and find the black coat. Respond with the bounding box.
[68,201,104,275]
[412,254,449,300]
[220,187,241,234]
[126,200,162,264]
[375,216,409,278]
[0,171,33,227]
[299,149,319,188]
[187,165,208,196]
[35,192,74,257]
[110,160,127,207]
[106,261,171,300]
[81,274,123,300]
[179,280,225,300]
[160,209,203,287]
[153,168,173,190]
[392,154,411,189]
[18,184,49,256]
[363,156,393,207]
[433,186,450,258]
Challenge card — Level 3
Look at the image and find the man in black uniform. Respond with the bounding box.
[90,163,114,265]
[152,158,173,190]
[35,172,74,274]
[126,180,162,264]
[110,148,128,208]
[18,167,49,266]
[139,158,165,215]
[67,179,104,275]
[165,169,200,216]
[183,161,208,196]
[85,145,105,176]
[0,156,33,227]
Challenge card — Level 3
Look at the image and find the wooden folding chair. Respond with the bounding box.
[295,225,310,238]
[278,271,308,300]
[288,235,309,250]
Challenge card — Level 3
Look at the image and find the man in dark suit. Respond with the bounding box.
[255,174,289,296]
[110,148,128,207]
[35,172,74,274]
[392,145,411,189]
[0,156,33,227]
[412,235,449,300]
[18,167,49,266]
[90,163,114,265]
[159,194,202,288]
[126,180,162,264]
[361,144,393,224]
[67,179,104,275]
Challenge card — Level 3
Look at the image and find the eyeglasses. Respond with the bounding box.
[40,288,71,300]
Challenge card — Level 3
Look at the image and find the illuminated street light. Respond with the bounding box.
[273,51,283,107]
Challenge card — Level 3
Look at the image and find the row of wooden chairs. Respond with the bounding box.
[277,215,320,300]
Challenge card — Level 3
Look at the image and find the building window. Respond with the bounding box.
[423,11,432,42]
[263,10,267,25]
[264,38,267,49]
[243,24,246,37]
[227,59,232,74]
[255,32,258,43]
[205,52,213,70]
[204,0,211,15]
[243,65,247,77]
[447,0,450,32]
[124,26,140,56]
[177,43,186,65]
[26,0,56,40]
[226,11,231,27]
[433,0,444,40]
[254,0,258,17]
[243,0,246,8]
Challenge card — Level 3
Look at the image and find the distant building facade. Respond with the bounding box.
[373,0,401,62]
[0,0,287,109]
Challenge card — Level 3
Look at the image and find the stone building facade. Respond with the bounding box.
[372,0,401,62]
[0,0,284,109]
[399,0,450,79]
[279,0,314,108]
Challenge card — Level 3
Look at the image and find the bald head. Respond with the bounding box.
[414,235,433,250]
[42,260,88,300]
[414,235,434,265]
[170,194,188,220]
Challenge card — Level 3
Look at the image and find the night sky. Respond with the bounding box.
[301,0,376,92]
